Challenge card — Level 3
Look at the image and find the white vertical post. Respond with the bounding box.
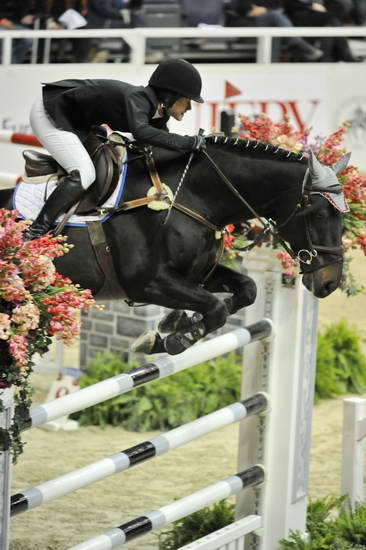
[126,32,146,66]
[341,397,366,506]
[237,249,318,549]
[0,388,13,550]
[256,36,272,64]
[31,17,41,64]
[2,36,12,65]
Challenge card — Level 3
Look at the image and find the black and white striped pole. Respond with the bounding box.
[67,466,265,550]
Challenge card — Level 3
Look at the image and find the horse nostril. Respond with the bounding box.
[324,280,337,294]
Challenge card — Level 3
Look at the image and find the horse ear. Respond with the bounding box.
[307,150,324,186]
[332,152,351,175]
[308,149,322,173]
[307,149,342,192]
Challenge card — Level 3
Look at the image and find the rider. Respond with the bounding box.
[24,58,206,240]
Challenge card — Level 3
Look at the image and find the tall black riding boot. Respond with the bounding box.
[24,170,85,240]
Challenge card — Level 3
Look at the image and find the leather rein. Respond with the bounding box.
[92,143,343,282]
[200,150,344,275]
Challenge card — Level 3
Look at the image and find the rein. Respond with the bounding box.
[202,150,344,274]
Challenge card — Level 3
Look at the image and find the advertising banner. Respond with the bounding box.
[1,62,365,174]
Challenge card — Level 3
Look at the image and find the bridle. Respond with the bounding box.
[112,136,344,276]
[201,150,344,275]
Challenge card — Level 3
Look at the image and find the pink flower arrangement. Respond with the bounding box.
[223,114,366,290]
[276,252,299,277]
[240,113,307,153]
[223,224,235,249]
[0,208,95,460]
[0,209,94,372]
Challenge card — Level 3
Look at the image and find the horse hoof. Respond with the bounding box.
[158,310,187,333]
[131,330,161,354]
[164,334,191,355]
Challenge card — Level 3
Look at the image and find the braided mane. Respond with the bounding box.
[206,135,307,164]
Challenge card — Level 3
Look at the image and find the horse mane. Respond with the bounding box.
[206,135,308,164]
[149,135,308,166]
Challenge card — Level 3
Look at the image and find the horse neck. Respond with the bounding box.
[186,145,308,226]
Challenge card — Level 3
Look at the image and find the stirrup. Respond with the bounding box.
[23,226,54,241]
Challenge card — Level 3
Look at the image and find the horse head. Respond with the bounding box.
[279,150,350,298]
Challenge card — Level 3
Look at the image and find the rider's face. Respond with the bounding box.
[168,97,192,121]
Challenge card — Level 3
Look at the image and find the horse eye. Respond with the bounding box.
[314,210,327,220]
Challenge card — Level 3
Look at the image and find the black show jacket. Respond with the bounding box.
[42,78,196,151]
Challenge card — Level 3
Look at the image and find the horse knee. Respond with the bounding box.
[229,278,257,313]
[204,300,228,331]
[243,278,257,305]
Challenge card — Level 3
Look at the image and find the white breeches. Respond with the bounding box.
[30,95,95,190]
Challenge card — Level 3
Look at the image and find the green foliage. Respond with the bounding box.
[337,501,366,546]
[340,258,365,297]
[157,500,235,550]
[157,496,366,550]
[280,496,366,549]
[72,350,241,430]
[315,321,366,401]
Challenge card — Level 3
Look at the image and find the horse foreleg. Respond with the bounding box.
[131,272,230,355]
[156,265,256,337]
[203,264,257,314]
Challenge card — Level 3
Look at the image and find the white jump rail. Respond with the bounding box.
[0,172,22,187]
[1,26,366,66]
[177,515,262,550]
[341,397,366,506]
[11,393,268,515]
[25,321,271,430]
[67,466,265,550]
[2,249,320,550]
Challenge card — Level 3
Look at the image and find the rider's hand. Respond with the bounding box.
[192,135,206,151]
[248,5,267,16]
[312,2,327,11]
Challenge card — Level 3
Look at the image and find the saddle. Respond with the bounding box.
[22,130,127,215]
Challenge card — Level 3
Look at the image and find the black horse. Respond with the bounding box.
[0,136,348,355]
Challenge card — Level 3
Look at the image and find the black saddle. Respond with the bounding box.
[22,131,125,215]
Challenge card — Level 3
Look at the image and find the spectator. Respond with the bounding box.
[86,0,140,28]
[44,1,90,62]
[114,0,145,27]
[351,0,366,23]
[84,0,144,62]
[325,0,366,23]
[324,0,353,18]
[0,0,34,63]
[181,0,225,26]
[284,0,361,61]
[227,1,324,62]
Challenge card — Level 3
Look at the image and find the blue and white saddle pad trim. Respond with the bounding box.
[13,154,128,226]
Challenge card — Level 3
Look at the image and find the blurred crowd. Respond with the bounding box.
[1,0,365,63]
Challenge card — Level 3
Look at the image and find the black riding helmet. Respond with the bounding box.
[148,59,204,104]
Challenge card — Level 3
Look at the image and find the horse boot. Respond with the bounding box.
[24,170,84,241]
[163,313,206,355]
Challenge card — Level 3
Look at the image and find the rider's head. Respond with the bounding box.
[149,59,204,121]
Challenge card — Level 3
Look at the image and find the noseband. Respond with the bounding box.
[202,150,344,275]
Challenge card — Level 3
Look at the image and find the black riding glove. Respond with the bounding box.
[192,135,206,151]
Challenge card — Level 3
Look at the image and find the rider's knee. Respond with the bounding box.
[78,163,96,190]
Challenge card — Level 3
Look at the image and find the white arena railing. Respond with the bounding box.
[341,397,366,507]
[1,26,366,66]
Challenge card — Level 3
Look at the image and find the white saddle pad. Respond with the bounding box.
[13,161,128,226]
